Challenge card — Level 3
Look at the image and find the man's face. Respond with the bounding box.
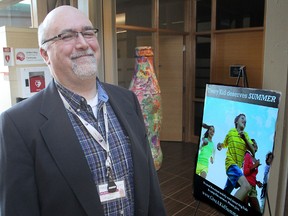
[41,7,101,86]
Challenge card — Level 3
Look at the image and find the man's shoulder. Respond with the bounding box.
[1,82,56,119]
[101,82,133,97]
[102,82,129,91]
[0,90,45,129]
[3,91,43,114]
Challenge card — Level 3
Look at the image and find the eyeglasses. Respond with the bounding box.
[41,28,99,45]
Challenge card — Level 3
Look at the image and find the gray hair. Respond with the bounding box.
[38,22,48,50]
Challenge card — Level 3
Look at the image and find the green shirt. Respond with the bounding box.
[197,138,214,167]
[223,128,252,171]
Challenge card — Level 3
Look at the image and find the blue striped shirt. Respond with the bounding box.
[56,80,134,215]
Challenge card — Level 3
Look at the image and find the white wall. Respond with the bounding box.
[0,26,48,113]
[262,0,288,215]
[0,26,12,114]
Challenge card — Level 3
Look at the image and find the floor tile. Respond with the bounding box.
[158,141,224,216]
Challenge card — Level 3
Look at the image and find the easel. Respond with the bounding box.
[193,200,200,216]
[266,192,272,216]
[235,67,274,216]
[235,66,249,87]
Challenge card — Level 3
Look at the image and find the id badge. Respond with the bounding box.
[98,180,126,203]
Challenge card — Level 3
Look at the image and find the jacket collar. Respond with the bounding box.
[39,80,104,215]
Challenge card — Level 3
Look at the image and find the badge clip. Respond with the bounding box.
[107,179,117,193]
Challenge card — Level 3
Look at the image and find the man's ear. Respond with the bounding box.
[40,47,50,65]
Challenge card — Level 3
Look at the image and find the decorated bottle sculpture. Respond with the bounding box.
[129,46,163,170]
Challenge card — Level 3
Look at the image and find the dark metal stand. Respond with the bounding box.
[193,200,200,216]
[266,191,272,216]
[236,66,249,87]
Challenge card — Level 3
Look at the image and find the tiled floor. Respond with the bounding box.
[157,141,225,216]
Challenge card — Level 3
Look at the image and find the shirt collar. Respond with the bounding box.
[246,150,253,156]
[96,78,109,103]
[55,78,109,111]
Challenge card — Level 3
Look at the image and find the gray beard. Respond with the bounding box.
[71,51,98,80]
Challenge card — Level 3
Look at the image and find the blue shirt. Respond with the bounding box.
[56,80,134,215]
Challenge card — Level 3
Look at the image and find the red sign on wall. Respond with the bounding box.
[29,75,45,92]
[3,47,14,66]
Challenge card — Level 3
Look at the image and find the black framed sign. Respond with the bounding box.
[194,84,281,216]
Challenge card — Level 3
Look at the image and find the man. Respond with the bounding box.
[217,113,255,201]
[0,6,166,216]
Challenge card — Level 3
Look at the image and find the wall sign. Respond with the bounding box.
[194,84,281,216]
[2,47,14,66]
[17,66,52,98]
[15,48,44,65]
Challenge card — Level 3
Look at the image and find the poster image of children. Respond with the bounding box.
[193,84,280,216]
[196,123,216,178]
[260,151,274,212]
[217,114,255,201]
[243,139,263,212]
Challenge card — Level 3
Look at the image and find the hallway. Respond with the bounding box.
[158,141,224,216]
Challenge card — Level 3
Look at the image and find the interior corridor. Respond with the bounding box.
[158,141,224,216]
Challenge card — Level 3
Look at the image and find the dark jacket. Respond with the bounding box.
[0,80,166,216]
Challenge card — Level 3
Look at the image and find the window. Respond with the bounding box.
[116,0,152,28]
[0,0,31,27]
[192,0,265,137]
[196,0,211,32]
[216,0,265,30]
[116,0,186,141]
[159,0,185,31]
[195,35,211,99]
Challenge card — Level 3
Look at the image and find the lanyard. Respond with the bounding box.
[58,92,113,170]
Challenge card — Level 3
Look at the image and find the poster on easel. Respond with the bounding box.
[193,84,281,216]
